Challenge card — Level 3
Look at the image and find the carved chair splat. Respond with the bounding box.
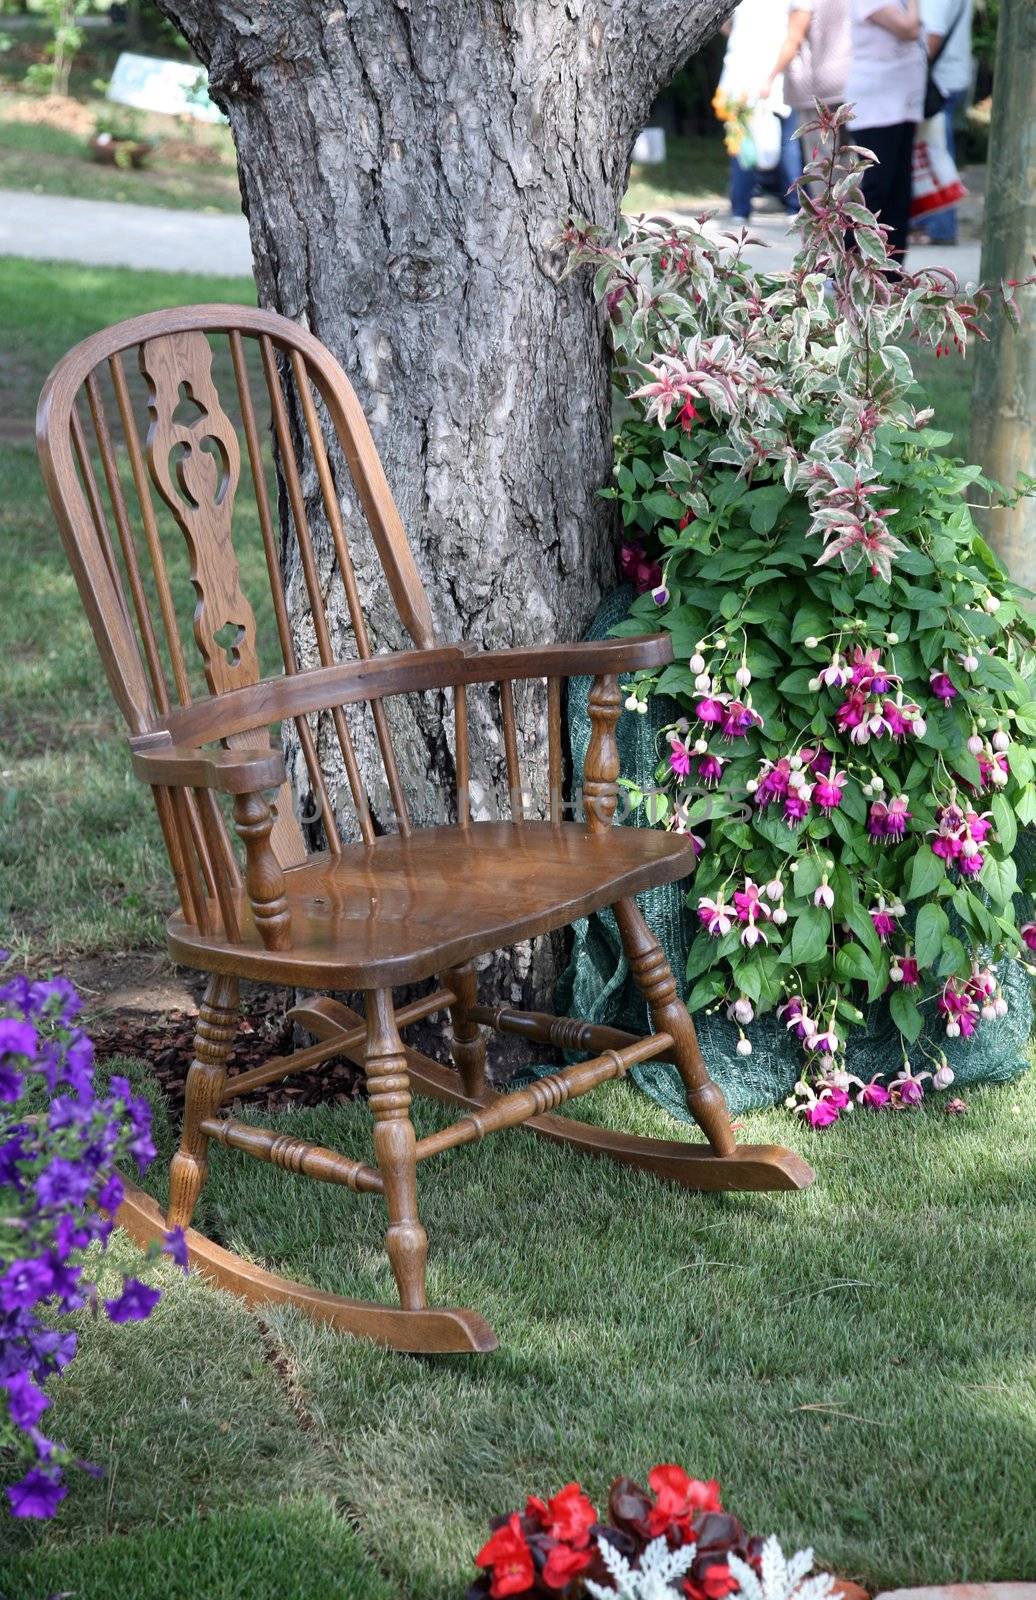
[37,304,813,1356]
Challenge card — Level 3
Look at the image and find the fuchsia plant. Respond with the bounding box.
[567,103,1036,1123]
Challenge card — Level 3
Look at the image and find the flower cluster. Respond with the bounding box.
[1,959,182,1518]
[469,1467,763,1600]
[570,102,1036,1114]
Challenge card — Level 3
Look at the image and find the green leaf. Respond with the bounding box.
[686,930,720,982]
[835,943,874,983]
[936,935,970,979]
[792,854,823,899]
[906,846,946,901]
[732,959,762,1002]
[979,853,1018,907]
[915,902,949,969]
[1016,784,1036,827]
[791,904,830,966]
[991,792,1018,854]
[687,971,727,1014]
[889,989,924,1043]
[846,902,881,960]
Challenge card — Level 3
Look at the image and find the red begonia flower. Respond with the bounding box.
[475,1514,535,1598]
[542,1541,593,1589]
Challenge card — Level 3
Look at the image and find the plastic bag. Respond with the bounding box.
[911,112,967,221]
[738,104,782,173]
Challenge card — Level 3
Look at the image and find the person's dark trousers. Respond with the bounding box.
[728,112,804,219]
[854,120,917,263]
[922,88,965,242]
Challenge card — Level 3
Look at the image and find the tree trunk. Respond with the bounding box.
[970,0,1036,588]
[157,0,734,1004]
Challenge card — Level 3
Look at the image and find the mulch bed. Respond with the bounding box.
[90,989,365,1117]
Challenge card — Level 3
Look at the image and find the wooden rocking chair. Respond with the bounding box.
[37,305,813,1354]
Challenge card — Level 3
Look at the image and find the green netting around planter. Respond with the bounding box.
[554,586,1033,1119]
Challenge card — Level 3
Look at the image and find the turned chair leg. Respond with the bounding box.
[167,973,240,1230]
[614,897,736,1158]
[443,961,487,1096]
[364,990,428,1312]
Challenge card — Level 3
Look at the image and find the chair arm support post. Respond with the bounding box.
[232,789,293,951]
[583,674,623,831]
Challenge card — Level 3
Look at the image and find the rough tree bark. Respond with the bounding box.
[970,0,1036,588]
[157,0,734,1002]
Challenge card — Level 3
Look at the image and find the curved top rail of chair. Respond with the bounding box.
[153,635,675,747]
[34,302,435,677]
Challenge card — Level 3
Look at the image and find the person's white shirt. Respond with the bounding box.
[920,0,973,95]
[718,0,792,113]
[845,0,926,128]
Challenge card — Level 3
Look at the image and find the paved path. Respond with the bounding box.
[0,188,254,277]
[0,185,982,283]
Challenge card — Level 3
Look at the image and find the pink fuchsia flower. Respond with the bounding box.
[695,695,728,725]
[958,848,984,877]
[1021,923,1036,952]
[859,1076,891,1109]
[881,698,919,740]
[698,753,725,786]
[870,900,903,942]
[814,881,834,909]
[835,689,867,733]
[720,699,761,741]
[820,653,850,688]
[813,769,846,810]
[651,583,669,606]
[967,810,992,843]
[730,996,754,1025]
[867,794,911,842]
[944,1097,968,1115]
[800,1097,841,1128]
[848,645,896,694]
[978,752,1009,790]
[733,879,770,923]
[697,896,734,937]
[890,1067,929,1108]
[890,955,920,987]
[755,759,791,806]
[930,670,957,703]
[783,789,811,824]
[669,740,692,778]
[821,1083,851,1110]
[807,1026,840,1056]
[619,541,663,595]
[933,1063,955,1090]
[779,995,817,1042]
[679,398,698,432]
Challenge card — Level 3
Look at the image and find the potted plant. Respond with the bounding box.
[89,105,156,170]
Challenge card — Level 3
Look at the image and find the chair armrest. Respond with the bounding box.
[129,738,286,794]
[452,634,673,685]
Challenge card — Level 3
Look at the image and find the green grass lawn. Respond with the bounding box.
[2,1063,1035,1598]
[1,256,1030,1599]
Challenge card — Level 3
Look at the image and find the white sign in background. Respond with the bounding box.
[106,51,225,124]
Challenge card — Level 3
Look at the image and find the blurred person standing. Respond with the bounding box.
[717,0,803,225]
[916,0,973,243]
[844,0,926,261]
[762,0,852,116]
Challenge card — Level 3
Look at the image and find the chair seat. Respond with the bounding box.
[168,821,695,988]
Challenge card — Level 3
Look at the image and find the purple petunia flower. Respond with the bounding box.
[6,1466,67,1519]
[163,1227,190,1272]
[0,1257,55,1313]
[0,1017,36,1062]
[3,1370,51,1431]
[35,1158,93,1210]
[0,1061,23,1102]
[104,1279,161,1324]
